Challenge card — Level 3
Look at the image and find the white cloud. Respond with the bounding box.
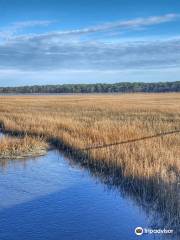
[0,37,180,71]
[50,13,179,36]
[1,13,179,42]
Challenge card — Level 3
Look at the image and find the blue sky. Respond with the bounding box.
[0,0,180,86]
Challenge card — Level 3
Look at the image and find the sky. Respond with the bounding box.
[0,0,180,86]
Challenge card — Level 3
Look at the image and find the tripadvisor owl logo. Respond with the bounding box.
[135,227,144,236]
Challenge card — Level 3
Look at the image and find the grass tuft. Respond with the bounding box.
[0,135,48,159]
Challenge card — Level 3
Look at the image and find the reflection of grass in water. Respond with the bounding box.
[63,150,180,238]
[0,94,179,236]
[0,154,41,172]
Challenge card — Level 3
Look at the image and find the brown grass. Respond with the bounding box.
[0,135,48,159]
[0,93,179,182]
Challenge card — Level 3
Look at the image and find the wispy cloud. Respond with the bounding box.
[11,20,54,29]
[13,13,179,42]
[0,20,54,40]
[1,13,179,43]
[52,13,179,35]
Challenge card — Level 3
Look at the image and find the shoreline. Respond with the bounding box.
[0,131,49,160]
[0,149,47,160]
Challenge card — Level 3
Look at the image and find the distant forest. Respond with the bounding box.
[0,81,180,94]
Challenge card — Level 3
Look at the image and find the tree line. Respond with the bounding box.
[0,81,180,94]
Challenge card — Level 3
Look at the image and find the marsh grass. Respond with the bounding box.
[0,93,179,183]
[0,135,48,159]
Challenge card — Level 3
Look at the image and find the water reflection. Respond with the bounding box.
[63,150,180,239]
[0,150,179,240]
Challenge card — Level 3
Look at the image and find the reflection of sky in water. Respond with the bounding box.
[0,150,172,240]
[0,151,83,208]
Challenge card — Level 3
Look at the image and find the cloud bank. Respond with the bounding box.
[0,37,180,71]
[0,14,180,85]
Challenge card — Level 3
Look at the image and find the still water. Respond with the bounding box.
[0,150,177,240]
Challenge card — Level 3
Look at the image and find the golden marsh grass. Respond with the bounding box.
[0,93,179,183]
[0,135,48,159]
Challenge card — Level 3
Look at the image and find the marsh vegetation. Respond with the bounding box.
[0,93,179,182]
[0,135,48,159]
